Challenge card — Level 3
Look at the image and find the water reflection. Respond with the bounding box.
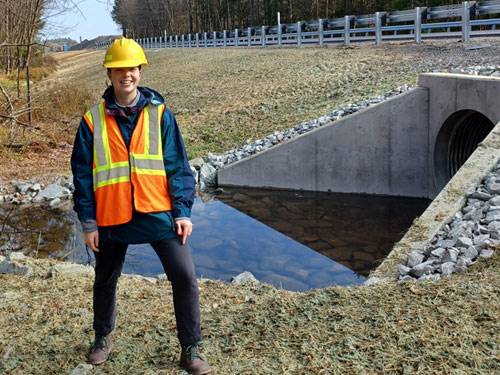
[215,188,430,277]
[0,188,429,291]
[0,202,81,260]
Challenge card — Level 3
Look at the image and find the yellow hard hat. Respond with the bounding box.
[103,37,148,68]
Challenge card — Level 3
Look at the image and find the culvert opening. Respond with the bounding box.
[435,110,495,190]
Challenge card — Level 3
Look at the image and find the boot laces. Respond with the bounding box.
[184,343,204,361]
[92,335,107,350]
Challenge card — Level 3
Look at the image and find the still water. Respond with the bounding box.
[0,188,429,291]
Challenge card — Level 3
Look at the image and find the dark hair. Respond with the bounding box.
[106,66,142,74]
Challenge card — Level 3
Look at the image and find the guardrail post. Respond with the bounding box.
[248,27,252,46]
[223,30,227,46]
[235,29,239,46]
[375,12,382,45]
[462,1,471,42]
[297,21,302,46]
[213,31,217,47]
[187,34,190,47]
[318,18,324,46]
[344,16,351,45]
[261,26,266,46]
[182,34,185,47]
[175,35,178,47]
[204,32,208,47]
[195,33,199,47]
[415,7,422,44]
[164,31,167,48]
[278,24,282,45]
[169,36,173,48]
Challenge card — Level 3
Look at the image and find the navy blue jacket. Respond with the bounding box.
[71,86,195,244]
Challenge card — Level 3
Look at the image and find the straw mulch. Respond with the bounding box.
[0,252,498,374]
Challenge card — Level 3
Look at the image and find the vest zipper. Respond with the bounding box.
[120,115,136,213]
[126,142,137,212]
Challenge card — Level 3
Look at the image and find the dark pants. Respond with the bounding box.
[93,237,202,346]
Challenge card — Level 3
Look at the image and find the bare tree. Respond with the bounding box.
[0,0,77,140]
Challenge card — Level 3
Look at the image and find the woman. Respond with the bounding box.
[71,37,211,375]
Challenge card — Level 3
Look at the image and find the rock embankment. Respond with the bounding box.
[0,177,73,207]
[398,159,500,282]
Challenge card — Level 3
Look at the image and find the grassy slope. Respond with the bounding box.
[3,40,499,178]
[0,252,498,374]
[32,43,434,161]
[144,46,420,158]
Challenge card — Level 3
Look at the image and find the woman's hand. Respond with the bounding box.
[84,230,99,252]
[175,219,193,245]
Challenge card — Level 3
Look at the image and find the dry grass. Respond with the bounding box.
[0,53,96,182]
[0,252,498,374]
[143,45,423,158]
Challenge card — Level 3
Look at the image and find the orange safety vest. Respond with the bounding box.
[83,100,173,226]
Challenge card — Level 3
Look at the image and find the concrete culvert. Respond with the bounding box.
[434,110,495,189]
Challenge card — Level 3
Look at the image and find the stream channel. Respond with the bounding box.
[0,187,430,291]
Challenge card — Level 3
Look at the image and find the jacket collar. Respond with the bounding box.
[102,86,165,117]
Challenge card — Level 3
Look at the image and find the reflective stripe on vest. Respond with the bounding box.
[88,101,165,189]
[84,100,172,226]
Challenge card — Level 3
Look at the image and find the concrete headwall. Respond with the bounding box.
[419,73,500,196]
[219,88,430,197]
[218,73,500,199]
[369,120,500,282]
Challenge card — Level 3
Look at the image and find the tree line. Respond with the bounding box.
[0,0,48,75]
[112,0,461,37]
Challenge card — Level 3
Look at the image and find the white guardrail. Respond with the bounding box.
[96,1,500,49]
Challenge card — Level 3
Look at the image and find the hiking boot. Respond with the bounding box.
[180,342,212,375]
[87,334,113,365]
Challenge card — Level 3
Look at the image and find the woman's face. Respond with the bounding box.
[108,66,141,98]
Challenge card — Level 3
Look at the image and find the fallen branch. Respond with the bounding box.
[0,114,41,130]
[0,83,14,112]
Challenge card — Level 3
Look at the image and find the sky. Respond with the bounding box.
[44,0,121,42]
